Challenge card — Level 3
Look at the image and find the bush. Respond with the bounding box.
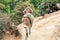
[0,13,17,39]
[10,1,36,25]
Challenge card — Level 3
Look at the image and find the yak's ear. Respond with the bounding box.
[22,17,24,22]
[23,8,26,14]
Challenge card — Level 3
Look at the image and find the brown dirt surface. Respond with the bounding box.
[27,10,60,40]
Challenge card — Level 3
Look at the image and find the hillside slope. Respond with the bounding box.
[27,10,60,40]
[2,11,60,40]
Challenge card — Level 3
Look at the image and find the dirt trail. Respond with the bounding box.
[27,10,60,40]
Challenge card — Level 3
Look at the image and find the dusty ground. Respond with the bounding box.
[27,10,60,40]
